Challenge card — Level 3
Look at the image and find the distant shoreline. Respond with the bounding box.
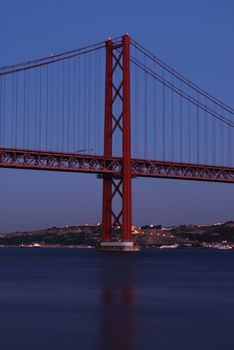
[0,221,234,249]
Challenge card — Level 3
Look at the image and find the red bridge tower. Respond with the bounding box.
[98,34,139,252]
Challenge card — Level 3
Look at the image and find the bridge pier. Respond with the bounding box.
[96,241,140,252]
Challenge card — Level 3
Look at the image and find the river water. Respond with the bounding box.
[0,248,233,350]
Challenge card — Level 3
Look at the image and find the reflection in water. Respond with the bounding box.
[100,286,134,350]
[98,256,136,350]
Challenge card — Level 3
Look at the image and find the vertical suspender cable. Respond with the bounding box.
[134,45,138,158]
[34,70,37,148]
[229,112,232,166]
[46,64,49,150]
[15,74,18,147]
[0,76,4,146]
[0,77,3,145]
[73,57,76,152]
[171,76,174,162]
[0,76,2,146]
[94,52,97,153]
[49,63,53,150]
[12,75,14,148]
[88,53,91,150]
[180,80,182,162]
[162,70,165,161]
[77,56,80,152]
[84,54,87,149]
[196,92,199,164]
[62,60,65,151]
[67,58,70,151]
[153,63,157,160]
[204,97,208,164]
[144,54,147,158]
[98,48,101,154]
[26,71,29,148]
[213,103,216,164]
[39,67,42,149]
[56,62,60,151]
[2,76,5,146]
[23,71,26,148]
[221,107,224,165]
[78,55,81,152]
[188,87,191,163]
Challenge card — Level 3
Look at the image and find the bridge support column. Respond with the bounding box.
[122,34,132,242]
[99,34,139,252]
[102,38,113,242]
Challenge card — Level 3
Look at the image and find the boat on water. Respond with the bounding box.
[160,244,179,249]
[213,245,232,250]
[20,243,41,248]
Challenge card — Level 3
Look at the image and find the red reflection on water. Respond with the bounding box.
[99,286,135,350]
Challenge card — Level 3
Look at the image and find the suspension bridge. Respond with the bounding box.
[0,34,233,251]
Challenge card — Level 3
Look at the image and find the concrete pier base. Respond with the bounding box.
[96,241,140,252]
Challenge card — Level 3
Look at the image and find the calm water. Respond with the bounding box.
[0,248,233,350]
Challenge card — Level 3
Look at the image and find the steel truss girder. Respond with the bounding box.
[0,148,122,175]
[1,148,234,183]
[132,159,234,183]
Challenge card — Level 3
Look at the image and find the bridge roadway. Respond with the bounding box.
[0,147,234,183]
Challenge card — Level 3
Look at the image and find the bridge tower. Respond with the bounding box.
[98,34,138,252]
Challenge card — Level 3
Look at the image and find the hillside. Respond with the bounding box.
[1,221,234,248]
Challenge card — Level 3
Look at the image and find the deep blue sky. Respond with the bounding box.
[0,0,234,232]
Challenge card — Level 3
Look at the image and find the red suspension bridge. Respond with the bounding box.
[0,34,233,250]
